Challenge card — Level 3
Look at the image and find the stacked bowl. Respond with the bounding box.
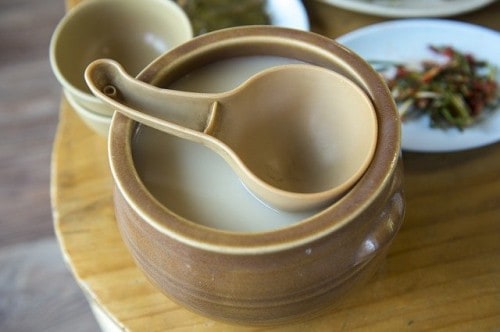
[49,0,193,136]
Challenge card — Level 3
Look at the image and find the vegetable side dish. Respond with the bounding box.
[175,0,271,35]
[376,45,499,130]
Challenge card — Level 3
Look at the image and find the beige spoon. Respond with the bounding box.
[85,58,377,212]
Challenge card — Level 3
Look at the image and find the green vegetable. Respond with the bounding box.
[373,45,499,130]
[175,0,271,35]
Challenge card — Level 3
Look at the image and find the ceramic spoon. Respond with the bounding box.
[85,59,377,212]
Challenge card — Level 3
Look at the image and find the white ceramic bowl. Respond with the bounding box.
[317,0,496,18]
[266,0,310,31]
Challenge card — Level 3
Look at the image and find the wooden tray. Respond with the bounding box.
[52,1,500,330]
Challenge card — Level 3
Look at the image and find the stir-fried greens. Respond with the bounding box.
[175,0,270,36]
[374,45,499,130]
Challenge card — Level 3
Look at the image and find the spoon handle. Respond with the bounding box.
[85,59,219,136]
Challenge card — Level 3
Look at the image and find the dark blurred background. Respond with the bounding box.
[0,1,99,330]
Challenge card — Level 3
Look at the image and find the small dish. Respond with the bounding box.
[49,0,193,130]
[337,19,500,152]
[317,0,497,18]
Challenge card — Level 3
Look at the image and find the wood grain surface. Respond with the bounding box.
[52,0,500,331]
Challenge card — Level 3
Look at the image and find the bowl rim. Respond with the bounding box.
[109,26,401,254]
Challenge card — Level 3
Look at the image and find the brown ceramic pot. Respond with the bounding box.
[108,26,404,326]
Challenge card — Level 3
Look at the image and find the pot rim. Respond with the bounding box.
[108,26,401,254]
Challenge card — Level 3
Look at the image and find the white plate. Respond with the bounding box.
[267,0,310,30]
[318,0,497,18]
[337,19,500,152]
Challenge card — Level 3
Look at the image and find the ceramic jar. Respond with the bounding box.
[108,26,404,325]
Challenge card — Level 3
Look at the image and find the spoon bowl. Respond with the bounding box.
[86,58,377,211]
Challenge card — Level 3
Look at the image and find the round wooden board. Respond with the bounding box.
[52,1,500,330]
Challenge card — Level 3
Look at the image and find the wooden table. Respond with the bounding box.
[52,1,500,330]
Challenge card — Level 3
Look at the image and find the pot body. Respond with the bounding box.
[109,26,404,325]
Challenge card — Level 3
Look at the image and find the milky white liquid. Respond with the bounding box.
[132,56,321,232]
